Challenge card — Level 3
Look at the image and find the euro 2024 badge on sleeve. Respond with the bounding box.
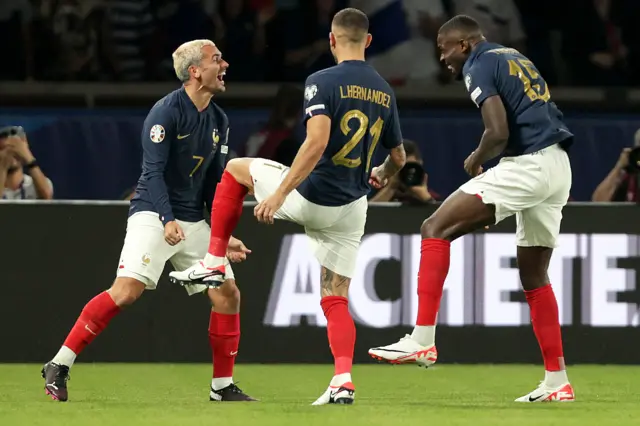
[150,124,165,143]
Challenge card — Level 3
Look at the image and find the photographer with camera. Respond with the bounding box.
[370,139,437,204]
[0,126,53,200]
[592,129,640,202]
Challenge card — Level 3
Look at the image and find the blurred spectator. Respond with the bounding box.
[152,0,219,80]
[560,0,636,87]
[0,127,53,200]
[350,0,413,85]
[243,84,303,166]
[402,0,448,85]
[46,0,104,81]
[592,129,640,202]
[0,0,34,80]
[214,0,273,82]
[281,0,341,82]
[370,140,438,204]
[452,0,526,52]
[103,0,155,81]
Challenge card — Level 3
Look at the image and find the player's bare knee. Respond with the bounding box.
[320,267,351,298]
[225,158,254,188]
[108,277,145,307]
[421,216,448,240]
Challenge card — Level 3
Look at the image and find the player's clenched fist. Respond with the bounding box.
[369,166,388,189]
[226,236,252,263]
[164,221,185,246]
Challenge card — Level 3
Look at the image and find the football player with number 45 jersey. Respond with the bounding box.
[170,8,407,405]
[369,15,576,403]
[42,40,256,403]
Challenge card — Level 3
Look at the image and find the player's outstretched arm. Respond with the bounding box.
[464,95,509,176]
[276,115,331,196]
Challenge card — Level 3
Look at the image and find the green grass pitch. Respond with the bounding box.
[1,364,638,426]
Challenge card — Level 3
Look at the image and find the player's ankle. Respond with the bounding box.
[411,325,436,347]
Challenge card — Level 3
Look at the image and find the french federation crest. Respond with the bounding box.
[464,74,472,91]
[212,129,220,149]
[304,84,317,101]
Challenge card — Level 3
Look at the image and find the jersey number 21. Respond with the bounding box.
[332,110,384,173]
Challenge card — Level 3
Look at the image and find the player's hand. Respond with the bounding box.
[463,152,484,177]
[5,134,34,164]
[227,236,251,263]
[0,147,15,171]
[616,147,632,170]
[164,221,185,246]
[369,166,388,189]
[254,191,285,225]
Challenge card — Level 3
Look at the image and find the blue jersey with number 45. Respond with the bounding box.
[463,42,573,156]
[298,60,403,206]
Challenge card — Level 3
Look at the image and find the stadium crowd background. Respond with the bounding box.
[1,0,640,202]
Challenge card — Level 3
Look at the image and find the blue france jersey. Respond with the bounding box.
[463,42,573,156]
[129,87,229,225]
[297,60,403,206]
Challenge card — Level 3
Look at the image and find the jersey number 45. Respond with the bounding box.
[508,58,551,103]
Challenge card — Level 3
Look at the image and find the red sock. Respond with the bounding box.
[320,296,355,376]
[62,291,121,355]
[416,238,451,326]
[209,312,240,378]
[525,284,565,371]
[208,170,248,256]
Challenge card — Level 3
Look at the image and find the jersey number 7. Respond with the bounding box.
[508,59,551,103]
[332,109,384,173]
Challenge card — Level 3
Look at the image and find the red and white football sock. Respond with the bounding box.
[52,291,121,367]
[209,311,240,390]
[411,238,450,346]
[205,170,248,267]
[525,284,569,387]
[321,296,355,388]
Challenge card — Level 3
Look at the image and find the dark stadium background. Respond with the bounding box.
[1,0,640,366]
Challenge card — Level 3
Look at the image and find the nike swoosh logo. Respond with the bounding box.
[528,394,545,402]
[230,351,238,356]
[85,324,97,336]
[177,134,191,139]
[187,270,223,280]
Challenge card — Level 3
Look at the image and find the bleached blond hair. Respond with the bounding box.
[172,39,216,82]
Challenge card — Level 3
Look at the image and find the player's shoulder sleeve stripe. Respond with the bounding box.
[305,104,325,116]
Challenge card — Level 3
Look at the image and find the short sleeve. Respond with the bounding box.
[465,58,499,108]
[303,74,333,125]
[382,95,403,149]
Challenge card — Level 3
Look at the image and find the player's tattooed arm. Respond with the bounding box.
[380,144,407,179]
[474,96,509,164]
[320,266,350,298]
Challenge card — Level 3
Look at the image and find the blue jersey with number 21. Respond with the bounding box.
[462,42,573,156]
[298,60,403,207]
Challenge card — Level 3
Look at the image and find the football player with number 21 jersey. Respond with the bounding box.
[369,15,576,403]
[170,8,407,405]
[42,40,256,403]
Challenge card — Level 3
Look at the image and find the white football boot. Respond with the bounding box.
[311,382,355,406]
[368,334,437,367]
[515,382,575,402]
[168,260,225,287]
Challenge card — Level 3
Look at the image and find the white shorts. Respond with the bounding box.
[249,158,367,278]
[116,212,235,295]
[459,143,572,248]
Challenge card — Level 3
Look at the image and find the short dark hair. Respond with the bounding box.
[403,139,422,161]
[439,14,482,36]
[332,8,369,42]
